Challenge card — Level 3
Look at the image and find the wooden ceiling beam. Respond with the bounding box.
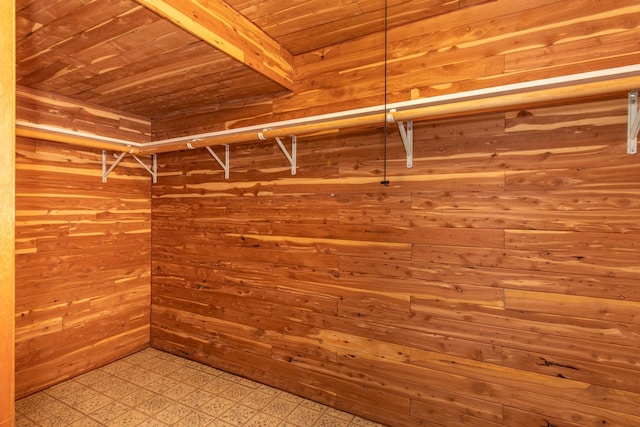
[135,0,294,91]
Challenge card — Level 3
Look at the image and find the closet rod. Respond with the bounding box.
[144,72,640,154]
[15,65,640,155]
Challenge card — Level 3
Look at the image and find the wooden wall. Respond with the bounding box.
[150,1,640,425]
[14,92,153,399]
[151,97,640,425]
[152,0,640,138]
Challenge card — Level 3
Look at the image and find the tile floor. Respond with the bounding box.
[15,347,386,427]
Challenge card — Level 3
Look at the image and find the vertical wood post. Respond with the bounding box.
[0,0,16,425]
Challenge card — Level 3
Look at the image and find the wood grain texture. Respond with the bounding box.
[0,1,15,423]
[136,0,294,90]
[153,0,640,138]
[15,0,287,117]
[151,98,640,425]
[16,86,152,143]
[12,1,640,425]
[14,137,152,399]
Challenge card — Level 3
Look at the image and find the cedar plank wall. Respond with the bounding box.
[14,89,153,398]
[152,0,640,137]
[151,1,640,426]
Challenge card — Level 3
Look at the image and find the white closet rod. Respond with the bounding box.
[15,65,640,155]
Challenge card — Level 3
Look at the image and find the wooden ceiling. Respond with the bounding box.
[15,0,456,119]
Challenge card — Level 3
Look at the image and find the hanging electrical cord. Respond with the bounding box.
[380,0,390,186]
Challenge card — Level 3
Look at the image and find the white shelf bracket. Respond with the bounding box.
[132,154,158,183]
[102,150,127,183]
[628,90,639,154]
[102,150,157,183]
[398,120,413,168]
[275,135,297,175]
[205,145,230,179]
[388,111,413,168]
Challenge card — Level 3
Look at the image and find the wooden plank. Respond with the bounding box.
[412,243,640,279]
[410,349,640,425]
[502,406,585,427]
[221,232,412,260]
[506,164,640,191]
[136,0,294,90]
[341,253,640,305]
[15,326,148,399]
[16,86,152,143]
[504,289,640,325]
[0,0,15,421]
[409,299,640,370]
[14,137,151,397]
[502,347,640,394]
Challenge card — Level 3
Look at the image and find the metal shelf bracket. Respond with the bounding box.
[205,145,230,179]
[274,135,297,175]
[132,154,158,183]
[102,150,157,183]
[258,129,297,175]
[388,111,413,168]
[628,91,639,154]
[398,120,413,168]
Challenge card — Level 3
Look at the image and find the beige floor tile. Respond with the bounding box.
[89,400,131,424]
[137,394,174,416]
[244,411,282,427]
[147,359,184,376]
[74,392,115,415]
[146,376,180,394]
[241,389,276,411]
[119,388,157,407]
[178,410,217,426]
[139,418,170,427]
[130,370,164,387]
[103,378,144,399]
[90,374,130,393]
[261,396,299,419]
[107,409,150,426]
[216,404,258,426]
[199,396,235,418]
[182,370,218,388]
[67,417,103,427]
[115,364,154,381]
[167,365,200,381]
[161,381,197,401]
[20,399,70,423]
[208,420,235,427]
[202,377,235,394]
[314,413,352,427]
[154,401,194,424]
[285,405,322,427]
[182,388,217,409]
[100,359,135,375]
[15,392,58,414]
[43,379,86,399]
[36,405,84,427]
[218,383,253,402]
[14,413,37,427]
[13,349,387,427]
[54,384,100,407]
[74,369,113,387]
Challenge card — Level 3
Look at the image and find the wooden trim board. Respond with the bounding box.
[0,0,16,424]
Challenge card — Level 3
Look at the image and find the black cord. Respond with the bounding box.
[380,0,390,186]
